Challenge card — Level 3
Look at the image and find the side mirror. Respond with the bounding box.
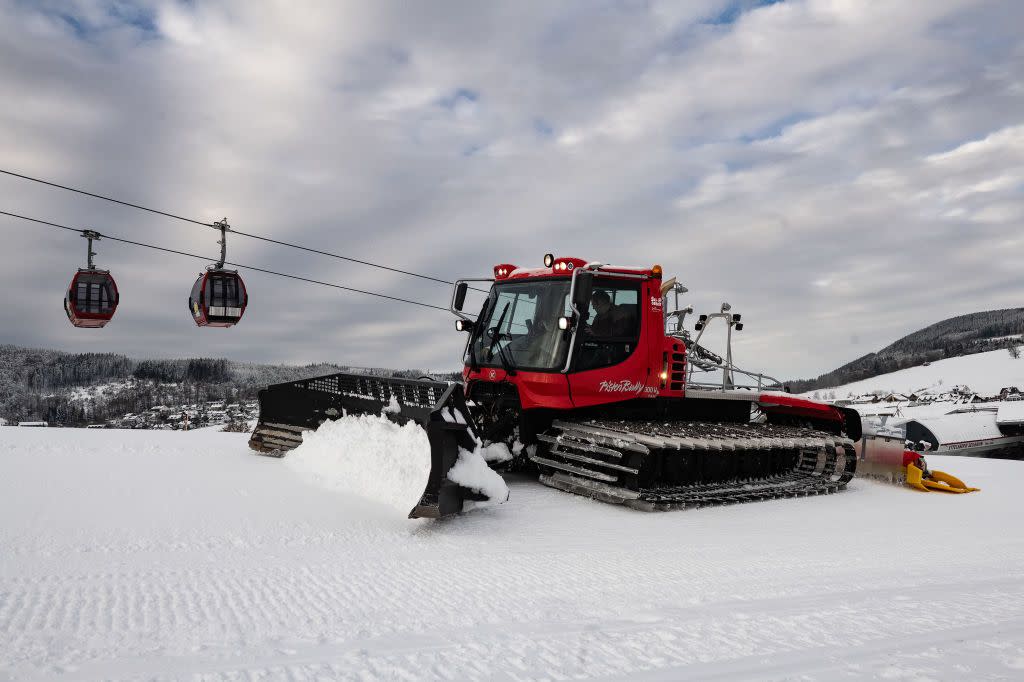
[735,322,743,331]
[698,314,708,322]
[694,322,704,331]
[572,272,594,324]
[453,282,468,311]
[732,313,742,322]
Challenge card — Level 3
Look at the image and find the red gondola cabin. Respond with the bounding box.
[189,270,247,327]
[65,269,119,328]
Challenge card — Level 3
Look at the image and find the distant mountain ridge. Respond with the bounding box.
[788,308,1024,393]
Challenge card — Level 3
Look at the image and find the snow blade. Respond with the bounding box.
[248,372,492,518]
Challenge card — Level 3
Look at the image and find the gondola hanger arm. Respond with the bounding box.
[212,218,230,270]
[81,229,101,270]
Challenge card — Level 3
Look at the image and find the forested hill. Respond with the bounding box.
[789,308,1024,393]
[0,345,450,425]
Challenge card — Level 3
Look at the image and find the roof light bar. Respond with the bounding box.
[493,263,518,280]
[551,257,587,273]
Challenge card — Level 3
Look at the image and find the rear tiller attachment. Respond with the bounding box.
[856,434,980,494]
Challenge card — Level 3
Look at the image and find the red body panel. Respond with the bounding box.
[464,367,573,409]
[567,278,664,407]
[757,393,844,424]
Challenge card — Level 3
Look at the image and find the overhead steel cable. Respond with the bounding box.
[0,167,482,290]
[0,210,449,312]
[0,169,213,227]
[224,229,455,286]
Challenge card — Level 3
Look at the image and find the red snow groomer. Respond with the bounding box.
[250,255,863,517]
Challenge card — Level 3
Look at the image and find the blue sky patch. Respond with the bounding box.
[739,111,811,143]
[437,88,480,110]
[704,0,785,26]
[31,2,159,42]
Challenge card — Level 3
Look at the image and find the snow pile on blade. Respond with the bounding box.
[285,412,433,514]
[450,447,510,507]
[285,411,509,515]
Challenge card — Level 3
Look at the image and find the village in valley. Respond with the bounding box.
[8,401,257,430]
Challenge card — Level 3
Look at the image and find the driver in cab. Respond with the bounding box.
[587,290,622,337]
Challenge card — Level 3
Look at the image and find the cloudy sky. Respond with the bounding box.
[1,0,1022,379]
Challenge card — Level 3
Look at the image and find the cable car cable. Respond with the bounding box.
[0,169,212,227]
[0,168,485,291]
[0,210,449,312]
[223,228,457,286]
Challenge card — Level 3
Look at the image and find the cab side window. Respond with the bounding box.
[576,283,641,371]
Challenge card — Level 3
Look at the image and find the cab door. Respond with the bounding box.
[567,278,655,408]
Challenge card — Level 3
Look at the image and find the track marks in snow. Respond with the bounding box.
[3,430,1024,680]
[4,568,1024,680]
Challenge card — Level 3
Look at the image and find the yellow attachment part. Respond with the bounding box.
[905,462,930,492]
[905,462,980,494]
[925,469,980,494]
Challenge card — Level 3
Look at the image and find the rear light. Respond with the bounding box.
[455,319,474,332]
[543,253,555,267]
[557,316,573,330]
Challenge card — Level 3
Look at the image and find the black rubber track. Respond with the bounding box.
[532,419,858,511]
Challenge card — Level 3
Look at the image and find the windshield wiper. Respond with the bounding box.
[495,335,517,376]
[484,302,517,376]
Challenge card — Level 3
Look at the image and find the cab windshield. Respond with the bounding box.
[468,280,573,371]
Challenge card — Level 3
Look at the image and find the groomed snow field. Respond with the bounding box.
[2,419,1024,681]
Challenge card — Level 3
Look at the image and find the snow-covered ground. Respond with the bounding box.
[2,426,1024,680]
[808,348,1024,398]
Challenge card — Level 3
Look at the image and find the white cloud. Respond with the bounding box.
[0,0,1022,381]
